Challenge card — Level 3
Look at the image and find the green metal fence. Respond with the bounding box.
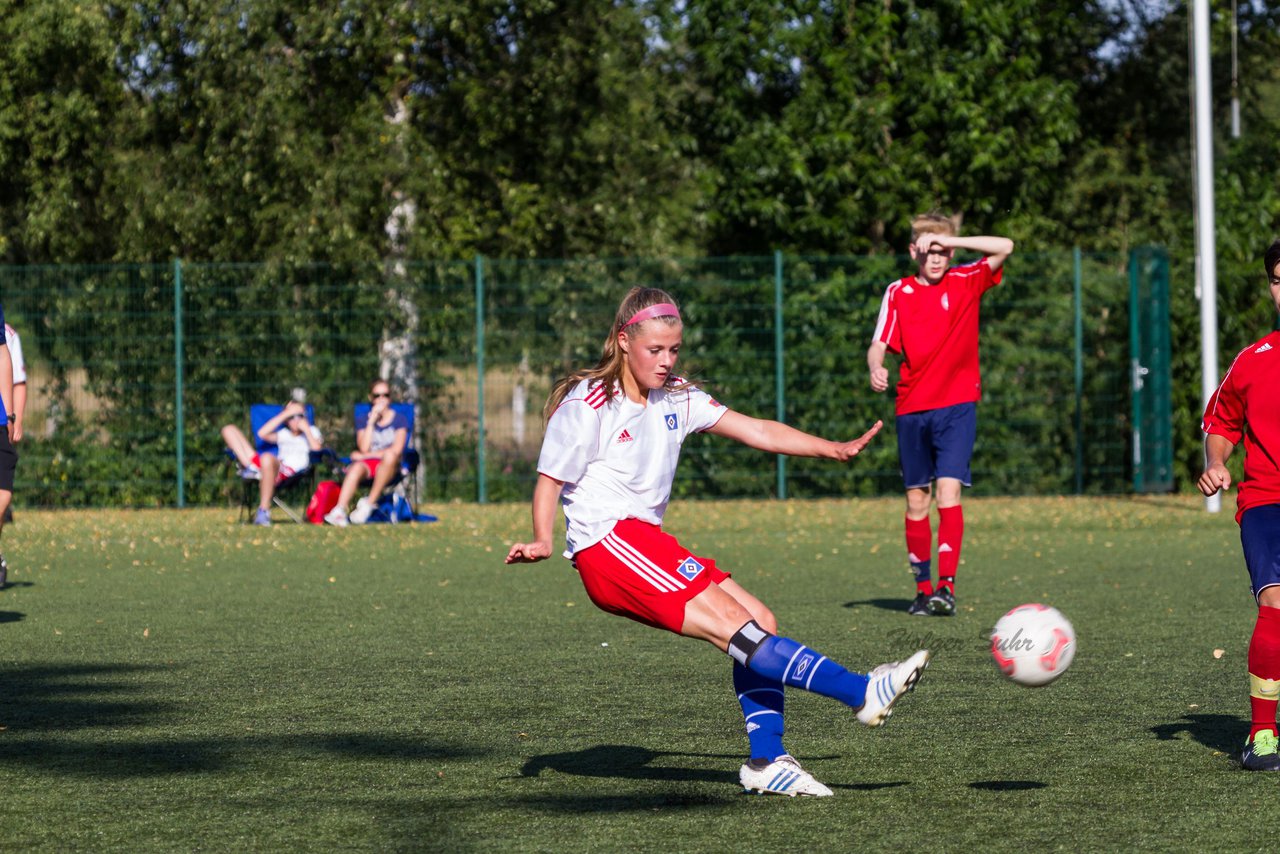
[0,249,1165,509]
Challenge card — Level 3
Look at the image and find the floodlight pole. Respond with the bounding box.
[1192,0,1221,513]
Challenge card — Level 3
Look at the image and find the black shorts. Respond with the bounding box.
[0,429,16,492]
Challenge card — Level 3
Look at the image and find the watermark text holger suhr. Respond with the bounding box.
[885,627,1005,654]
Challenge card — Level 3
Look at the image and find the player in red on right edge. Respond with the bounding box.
[1199,238,1280,772]
[867,212,1014,617]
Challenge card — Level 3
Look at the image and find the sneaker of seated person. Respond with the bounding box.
[324,507,350,528]
[254,507,272,527]
[349,497,374,525]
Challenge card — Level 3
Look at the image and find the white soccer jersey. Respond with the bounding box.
[5,324,25,383]
[273,424,321,473]
[538,378,728,556]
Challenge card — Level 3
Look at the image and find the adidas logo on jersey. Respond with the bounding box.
[1256,342,1273,354]
[616,429,634,444]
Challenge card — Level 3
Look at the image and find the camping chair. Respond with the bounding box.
[350,401,421,520]
[227,403,336,524]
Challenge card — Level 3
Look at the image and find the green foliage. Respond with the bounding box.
[1,1,1277,266]
[0,1,125,262]
[3,3,1280,503]
[0,250,1171,508]
[655,0,1106,253]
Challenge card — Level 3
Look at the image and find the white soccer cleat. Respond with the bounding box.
[739,754,833,797]
[856,649,931,727]
[349,497,373,525]
[324,507,350,528]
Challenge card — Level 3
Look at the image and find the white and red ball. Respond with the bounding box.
[990,604,1076,687]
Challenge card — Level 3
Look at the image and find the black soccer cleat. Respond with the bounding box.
[926,587,956,616]
[0,552,7,589]
[1241,731,1280,771]
[907,593,932,617]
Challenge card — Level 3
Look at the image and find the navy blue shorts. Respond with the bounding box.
[0,429,15,492]
[895,402,977,490]
[1241,504,1280,601]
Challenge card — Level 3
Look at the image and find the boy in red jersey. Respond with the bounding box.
[867,212,1014,616]
[1199,238,1280,771]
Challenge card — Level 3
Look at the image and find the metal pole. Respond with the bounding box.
[173,259,186,508]
[1129,252,1143,494]
[1193,0,1221,512]
[475,254,487,504]
[774,251,787,500]
[1231,0,1240,139]
[1073,247,1083,495]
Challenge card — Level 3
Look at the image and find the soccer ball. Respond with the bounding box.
[990,604,1076,687]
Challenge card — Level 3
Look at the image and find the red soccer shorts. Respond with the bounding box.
[353,458,389,480]
[250,453,296,485]
[572,518,730,634]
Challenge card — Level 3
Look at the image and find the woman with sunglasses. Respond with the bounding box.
[222,399,323,526]
[325,379,409,526]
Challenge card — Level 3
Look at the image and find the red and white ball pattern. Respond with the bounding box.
[990,604,1076,687]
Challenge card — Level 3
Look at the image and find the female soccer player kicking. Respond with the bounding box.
[1200,238,1280,772]
[506,287,930,797]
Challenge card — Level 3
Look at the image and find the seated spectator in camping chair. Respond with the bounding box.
[222,401,324,526]
[324,380,408,527]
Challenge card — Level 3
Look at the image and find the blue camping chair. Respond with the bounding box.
[349,401,421,519]
[227,403,336,524]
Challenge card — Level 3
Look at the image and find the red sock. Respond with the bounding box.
[905,516,932,595]
[937,505,964,592]
[1248,605,1280,740]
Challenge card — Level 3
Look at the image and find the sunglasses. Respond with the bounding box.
[371,392,391,399]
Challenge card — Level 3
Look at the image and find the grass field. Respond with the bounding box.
[0,496,1262,851]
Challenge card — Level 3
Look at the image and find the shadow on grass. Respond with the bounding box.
[520,744,738,785]
[0,610,23,623]
[0,663,174,731]
[831,780,909,792]
[517,745,910,810]
[1150,713,1246,756]
[0,731,489,778]
[843,598,912,612]
[515,792,737,811]
[0,663,488,777]
[969,780,1047,791]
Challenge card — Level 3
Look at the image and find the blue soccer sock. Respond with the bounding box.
[733,662,786,762]
[740,632,869,710]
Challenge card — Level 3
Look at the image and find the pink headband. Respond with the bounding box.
[624,302,681,328]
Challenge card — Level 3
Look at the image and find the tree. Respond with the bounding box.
[654,0,1117,254]
[395,0,702,260]
[0,1,128,263]
[104,0,397,263]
